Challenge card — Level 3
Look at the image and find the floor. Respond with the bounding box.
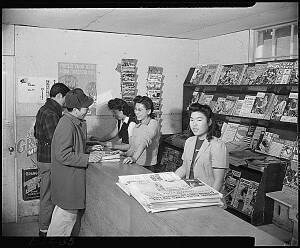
[1,215,292,245]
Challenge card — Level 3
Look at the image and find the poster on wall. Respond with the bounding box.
[58,62,97,115]
[17,77,57,103]
[22,168,40,201]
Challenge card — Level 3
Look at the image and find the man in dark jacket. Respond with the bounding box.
[47,88,102,236]
[34,83,70,237]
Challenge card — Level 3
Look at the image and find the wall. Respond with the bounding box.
[197,30,250,65]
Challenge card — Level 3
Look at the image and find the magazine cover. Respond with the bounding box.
[217,65,232,85]
[289,60,298,84]
[238,95,256,117]
[190,64,208,85]
[283,157,298,191]
[231,178,251,211]
[241,64,257,85]
[259,62,281,85]
[219,95,239,115]
[267,136,285,158]
[218,64,247,85]
[280,140,295,160]
[250,126,266,150]
[223,169,242,207]
[242,180,259,216]
[232,98,245,116]
[199,93,215,106]
[250,92,275,119]
[220,122,240,143]
[280,92,298,123]
[250,63,268,85]
[147,89,161,98]
[212,96,227,114]
[202,64,222,85]
[148,66,163,75]
[255,131,275,155]
[270,95,288,121]
[275,61,295,84]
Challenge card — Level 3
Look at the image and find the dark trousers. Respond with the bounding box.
[37,162,55,231]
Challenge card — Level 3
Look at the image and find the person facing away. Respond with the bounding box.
[120,95,161,173]
[89,98,136,151]
[33,82,70,237]
[47,88,102,237]
[175,103,229,192]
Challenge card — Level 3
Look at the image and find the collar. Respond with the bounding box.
[65,112,86,126]
[123,116,129,124]
[45,98,63,117]
[136,117,151,128]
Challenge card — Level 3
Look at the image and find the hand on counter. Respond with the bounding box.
[122,156,136,164]
[88,152,103,163]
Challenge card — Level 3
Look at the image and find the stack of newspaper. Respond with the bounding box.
[116,172,223,213]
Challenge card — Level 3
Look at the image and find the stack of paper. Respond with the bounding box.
[116,172,223,213]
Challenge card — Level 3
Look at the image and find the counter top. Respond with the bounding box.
[80,161,284,245]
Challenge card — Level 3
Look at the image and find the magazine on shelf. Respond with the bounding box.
[190,64,208,85]
[117,172,223,212]
[146,81,163,90]
[259,62,281,85]
[147,89,161,98]
[270,95,288,121]
[202,64,223,85]
[198,93,215,106]
[232,98,245,116]
[148,74,163,81]
[219,95,239,115]
[148,66,163,75]
[212,95,227,114]
[231,178,251,210]
[280,140,295,160]
[241,180,259,216]
[250,126,266,150]
[283,147,298,191]
[238,95,256,117]
[218,64,247,85]
[289,60,298,84]
[241,64,257,85]
[220,122,240,143]
[249,92,275,119]
[275,61,295,84]
[223,169,242,207]
[280,92,298,123]
[250,63,268,85]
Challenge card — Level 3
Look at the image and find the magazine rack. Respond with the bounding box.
[158,58,298,226]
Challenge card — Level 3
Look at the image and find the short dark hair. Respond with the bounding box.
[188,103,216,142]
[50,83,70,97]
[133,95,155,119]
[107,98,134,117]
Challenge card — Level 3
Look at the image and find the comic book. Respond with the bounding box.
[188,88,203,108]
[275,61,295,84]
[190,64,208,85]
[238,95,256,117]
[249,92,275,119]
[218,64,247,85]
[250,126,266,150]
[242,180,259,216]
[198,93,215,106]
[202,64,223,85]
[283,144,298,191]
[241,63,257,85]
[219,95,239,115]
[259,62,281,85]
[223,169,242,207]
[280,140,295,160]
[231,178,252,211]
[250,63,268,85]
[270,95,288,121]
[255,131,283,157]
[212,95,227,114]
[232,97,245,117]
[280,92,298,123]
[289,60,298,84]
[220,122,240,143]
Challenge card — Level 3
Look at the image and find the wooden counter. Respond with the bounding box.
[80,161,285,245]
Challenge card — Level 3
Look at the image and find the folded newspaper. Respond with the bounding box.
[116,172,223,213]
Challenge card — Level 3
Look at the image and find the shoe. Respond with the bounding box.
[39,230,47,237]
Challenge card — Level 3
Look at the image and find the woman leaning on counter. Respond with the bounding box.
[175,103,229,192]
[120,95,161,173]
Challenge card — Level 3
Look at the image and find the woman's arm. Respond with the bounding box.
[212,168,226,192]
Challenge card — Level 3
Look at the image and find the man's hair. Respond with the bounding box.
[50,83,70,97]
[108,98,134,117]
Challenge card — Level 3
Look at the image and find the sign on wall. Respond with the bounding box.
[17,77,57,103]
[22,168,40,201]
[58,62,97,115]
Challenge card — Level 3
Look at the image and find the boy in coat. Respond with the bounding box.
[47,88,102,236]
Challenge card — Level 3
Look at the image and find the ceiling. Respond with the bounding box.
[2,3,298,40]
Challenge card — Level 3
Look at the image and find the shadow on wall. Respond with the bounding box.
[161,107,182,134]
[86,103,116,139]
